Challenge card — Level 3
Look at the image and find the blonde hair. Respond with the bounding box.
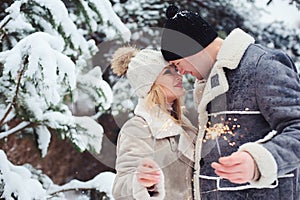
[146,83,197,140]
[146,83,183,124]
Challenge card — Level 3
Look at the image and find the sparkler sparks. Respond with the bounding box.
[203,118,240,156]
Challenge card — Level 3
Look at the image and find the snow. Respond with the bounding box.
[35,126,51,158]
[2,0,101,67]
[111,77,137,117]
[0,32,76,132]
[0,122,30,139]
[91,0,131,41]
[0,0,118,146]
[2,0,298,199]
[48,172,116,200]
[73,116,104,153]
[76,66,113,111]
[0,149,116,199]
[0,104,15,126]
[69,0,130,43]
[0,150,47,200]
[2,1,34,32]
[42,109,75,130]
[255,0,300,27]
[1,31,75,88]
[0,0,125,199]
[37,0,92,52]
[0,31,110,157]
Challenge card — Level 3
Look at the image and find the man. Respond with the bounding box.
[161,5,300,200]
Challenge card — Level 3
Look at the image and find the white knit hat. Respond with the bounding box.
[111,47,168,98]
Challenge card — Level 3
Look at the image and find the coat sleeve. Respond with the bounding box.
[112,118,165,200]
[240,51,300,186]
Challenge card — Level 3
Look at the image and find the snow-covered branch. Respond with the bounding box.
[48,172,115,199]
[0,121,30,139]
[0,150,115,199]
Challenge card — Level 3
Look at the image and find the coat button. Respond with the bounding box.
[169,137,177,152]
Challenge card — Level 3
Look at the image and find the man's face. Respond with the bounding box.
[169,49,214,80]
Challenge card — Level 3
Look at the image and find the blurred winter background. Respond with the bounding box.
[0,0,299,199]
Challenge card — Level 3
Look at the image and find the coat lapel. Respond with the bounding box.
[197,28,255,123]
[134,98,196,161]
[134,98,183,139]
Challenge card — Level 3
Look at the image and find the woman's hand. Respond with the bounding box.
[136,158,161,188]
[211,151,257,184]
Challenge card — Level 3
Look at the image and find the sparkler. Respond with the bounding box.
[204,118,240,156]
[205,123,224,156]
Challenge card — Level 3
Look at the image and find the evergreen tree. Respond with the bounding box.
[0,0,129,199]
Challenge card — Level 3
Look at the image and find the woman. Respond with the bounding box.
[111,46,197,200]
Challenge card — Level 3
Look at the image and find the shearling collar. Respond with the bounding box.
[134,98,184,139]
[217,28,255,70]
[197,28,255,116]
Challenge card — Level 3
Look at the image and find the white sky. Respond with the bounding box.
[255,0,300,27]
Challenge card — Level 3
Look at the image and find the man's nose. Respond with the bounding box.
[178,68,185,75]
[176,72,183,80]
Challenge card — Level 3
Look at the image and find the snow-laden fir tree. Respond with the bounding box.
[0,0,130,199]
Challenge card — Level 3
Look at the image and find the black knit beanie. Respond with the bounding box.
[161,5,218,61]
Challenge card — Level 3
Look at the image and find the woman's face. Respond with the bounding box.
[155,65,185,102]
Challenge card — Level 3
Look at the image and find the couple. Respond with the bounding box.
[111,5,300,200]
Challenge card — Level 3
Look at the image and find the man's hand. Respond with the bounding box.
[136,158,161,188]
[211,151,256,184]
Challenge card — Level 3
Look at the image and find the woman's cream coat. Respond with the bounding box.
[112,98,197,200]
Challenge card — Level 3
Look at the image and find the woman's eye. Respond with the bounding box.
[163,69,172,75]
